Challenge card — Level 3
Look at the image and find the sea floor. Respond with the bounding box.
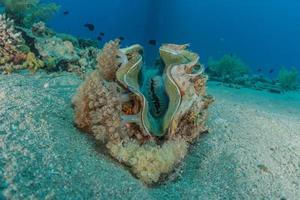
[0,72,299,200]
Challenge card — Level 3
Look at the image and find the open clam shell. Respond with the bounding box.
[116,44,205,137]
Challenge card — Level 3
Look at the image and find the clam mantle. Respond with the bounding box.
[117,43,207,137]
[72,40,213,184]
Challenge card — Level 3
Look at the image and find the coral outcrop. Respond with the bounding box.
[0,3,98,76]
[0,14,28,73]
[16,22,100,75]
[73,40,213,185]
[35,36,79,65]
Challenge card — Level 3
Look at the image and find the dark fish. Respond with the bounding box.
[97,36,102,41]
[148,39,157,45]
[269,69,274,74]
[119,36,125,41]
[84,23,95,31]
[63,10,69,15]
[99,32,105,36]
[257,68,262,72]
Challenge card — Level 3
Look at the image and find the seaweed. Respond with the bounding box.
[278,67,299,91]
[207,54,249,83]
[0,0,60,27]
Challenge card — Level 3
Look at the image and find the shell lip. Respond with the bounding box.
[116,43,203,137]
[122,56,152,136]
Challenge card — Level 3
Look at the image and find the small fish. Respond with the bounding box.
[63,10,69,15]
[269,69,274,74]
[84,23,95,31]
[257,68,262,72]
[99,32,105,36]
[119,36,125,41]
[97,36,102,41]
[148,39,157,45]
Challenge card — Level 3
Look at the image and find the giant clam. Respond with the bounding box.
[73,40,213,184]
[117,43,207,137]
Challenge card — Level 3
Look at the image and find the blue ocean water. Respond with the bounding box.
[0,1,300,199]
[47,0,300,76]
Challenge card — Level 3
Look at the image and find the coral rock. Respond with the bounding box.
[35,36,79,63]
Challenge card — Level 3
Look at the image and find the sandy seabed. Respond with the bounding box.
[0,72,299,200]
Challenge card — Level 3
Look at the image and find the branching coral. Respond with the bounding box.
[0,0,60,27]
[0,14,27,73]
[278,67,299,91]
[0,14,22,61]
[73,41,213,185]
[207,54,249,83]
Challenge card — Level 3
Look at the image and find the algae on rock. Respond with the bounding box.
[278,67,299,91]
[207,54,249,83]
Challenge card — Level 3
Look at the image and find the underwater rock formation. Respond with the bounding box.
[73,40,213,184]
[0,13,98,75]
[15,22,99,75]
[35,37,79,64]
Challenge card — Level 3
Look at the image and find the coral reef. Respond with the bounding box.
[73,40,213,184]
[278,67,299,91]
[22,52,44,73]
[0,0,99,76]
[35,36,79,65]
[207,54,249,83]
[0,14,28,73]
[31,21,54,37]
[78,38,99,49]
[0,0,60,27]
[56,33,79,46]
[205,54,299,93]
[0,14,97,75]
[15,22,100,75]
